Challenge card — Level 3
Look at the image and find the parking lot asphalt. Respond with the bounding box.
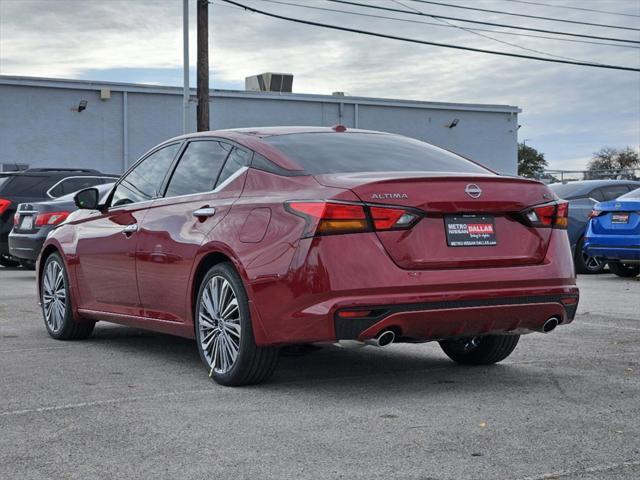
[0,268,638,480]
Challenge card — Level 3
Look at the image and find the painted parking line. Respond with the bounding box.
[579,321,640,332]
[515,459,640,480]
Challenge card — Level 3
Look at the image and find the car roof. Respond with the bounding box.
[155,126,391,171]
[166,126,386,142]
[549,179,640,196]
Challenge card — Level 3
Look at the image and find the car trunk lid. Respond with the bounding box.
[315,172,556,269]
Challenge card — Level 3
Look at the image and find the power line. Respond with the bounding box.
[406,0,640,31]
[326,0,640,44]
[501,0,640,19]
[390,0,605,65]
[252,0,640,50]
[217,0,640,72]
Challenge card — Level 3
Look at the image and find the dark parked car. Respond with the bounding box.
[584,188,640,277]
[0,168,118,267]
[9,183,115,267]
[37,127,578,386]
[548,180,640,273]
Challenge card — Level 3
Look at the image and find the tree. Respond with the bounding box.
[587,147,640,178]
[518,143,548,178]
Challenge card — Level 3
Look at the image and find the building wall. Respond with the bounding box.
[0,77,519,174]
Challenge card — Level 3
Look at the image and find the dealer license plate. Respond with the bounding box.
[20,215,34,230]
[611,213,629,224]
[445,215,497,247]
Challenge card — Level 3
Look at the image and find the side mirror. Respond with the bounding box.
[74,187,100,210]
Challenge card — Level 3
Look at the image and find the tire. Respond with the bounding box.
[194,262,279,386]
[0,254,20,268]
[20,260,36,270]
[40,253,95,340]
[608,261,640,278]
[575,237,605,274]
[439,334,520,365]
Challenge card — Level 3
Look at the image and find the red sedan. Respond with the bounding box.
[36,127,578,385]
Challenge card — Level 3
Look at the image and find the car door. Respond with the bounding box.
[73,143,181,315]
[136,140,251,322]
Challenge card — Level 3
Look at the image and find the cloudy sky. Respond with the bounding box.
[0,0,639,170]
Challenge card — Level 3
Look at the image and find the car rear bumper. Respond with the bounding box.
[583,235,640,262]
[247,229,579,346]
[583,245,640,262]
[0,220,11,256]
[334,294,578,341]
[8,230,48,261]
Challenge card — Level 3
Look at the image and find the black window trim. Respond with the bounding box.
[160,137,252,200]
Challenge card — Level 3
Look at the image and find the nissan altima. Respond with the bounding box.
[36,127,579,385]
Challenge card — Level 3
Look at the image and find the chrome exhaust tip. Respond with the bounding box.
[364,330,396,347]
[541,316,560,333]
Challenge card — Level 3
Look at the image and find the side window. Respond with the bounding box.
[48,181,64,198]
[601,185,630,201]
[588,189,605,202]
[111,143,180,207]
[55,177,104,197]
[216,148,251,187]
[164,141,231,197]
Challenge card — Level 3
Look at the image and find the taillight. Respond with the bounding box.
[588,210,604,218]
[285,201,421,237]
[14,213,20,225]
[35,211,70,226]
[369,206,419,230]
[0,198,11,215]
[523,201,568,229]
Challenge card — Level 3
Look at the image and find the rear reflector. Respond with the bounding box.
[523,201,568,229]
[286,201,421,237]
[337,310,373,318]
[0,198,11,215]
[35,211,70,226]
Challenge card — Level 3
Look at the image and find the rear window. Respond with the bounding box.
[0,175,11,191]
[0,175,53,197]
[547,182,584,199]
[262,133,490,174]
[619,187,640,200]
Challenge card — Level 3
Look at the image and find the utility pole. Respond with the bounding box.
[197,0,210,132]
[182,0,189,134]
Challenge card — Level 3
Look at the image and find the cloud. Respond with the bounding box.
[0,0,639,170]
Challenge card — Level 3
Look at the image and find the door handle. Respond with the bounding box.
[193,207,216,219]
[122,224,138,235]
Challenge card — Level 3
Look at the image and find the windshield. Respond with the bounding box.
[263,132,491,175]
[619,187,640,200]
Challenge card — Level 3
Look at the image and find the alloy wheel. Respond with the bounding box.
[582,252,603,272]
[198,275,242,374]
[42,259,66,333]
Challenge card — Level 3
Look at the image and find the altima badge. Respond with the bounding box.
[465,184,482,199]
[372,193,408,200]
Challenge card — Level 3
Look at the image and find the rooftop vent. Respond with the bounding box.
[1,163,29,172]
[245,72,293,93]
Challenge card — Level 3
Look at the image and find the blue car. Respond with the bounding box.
[549,180,640,273]
[583,188,640,277]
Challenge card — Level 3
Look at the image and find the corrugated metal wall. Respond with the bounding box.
[0,78,519,174]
